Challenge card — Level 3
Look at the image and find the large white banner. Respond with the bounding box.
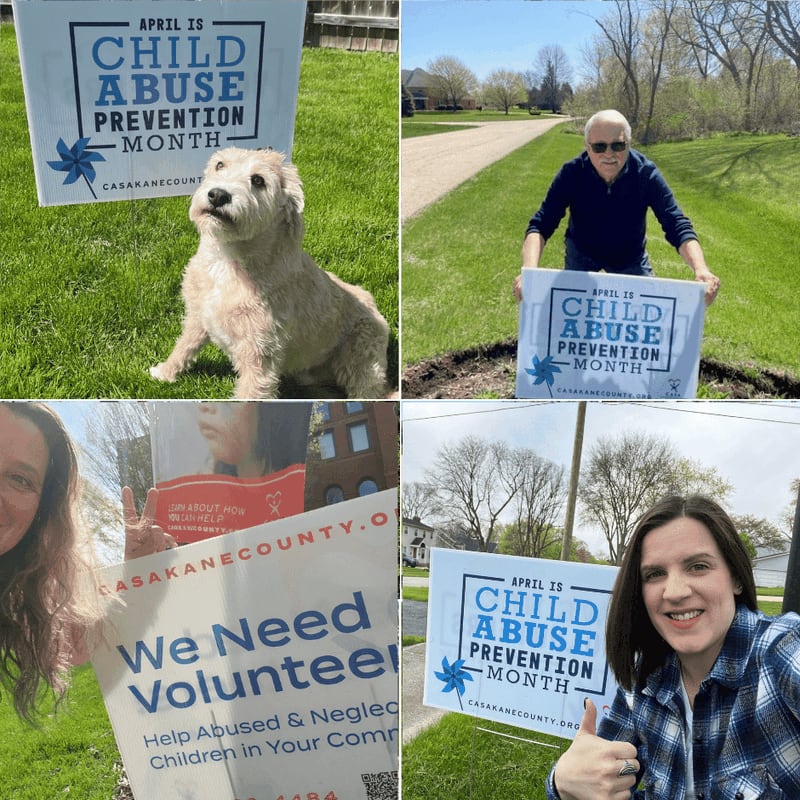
[92,491,399,800]
[516,269,705,399]
[424,549,619,739]
[14,0,305,205]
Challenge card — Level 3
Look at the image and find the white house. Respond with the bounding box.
[402,516,436,568]
[752,547,789,589]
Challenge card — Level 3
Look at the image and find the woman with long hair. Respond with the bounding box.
[0,402,98,721]
[547,495,800,800]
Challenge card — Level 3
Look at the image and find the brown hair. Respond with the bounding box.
[0,402,98,721]
[606,495,757,691]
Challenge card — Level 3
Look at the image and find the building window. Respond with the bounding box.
[325,485,345,504]
[348,422,370,453]
[345,401,364,414]
[358,478,379,496]
[319,430,336,459]
[317,402,331,422]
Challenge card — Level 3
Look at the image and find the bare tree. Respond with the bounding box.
[579,431,676,564]
[425,436,526,552]
[82,401,153,514]
[506,448,567,557]
[81,479,125,562]
[482,69,526,114]
[533,44,574,112]
[640,0,680,142]
[764,0,800,71]
[732,514,791,551]
[660,455,734,503]
[782,477,800,536]
[580,431,737,564]
[593,0,642,125]
[401,481,439,521]
[426,55,478,109]
[520,68,541,108]
[671,0,770,130]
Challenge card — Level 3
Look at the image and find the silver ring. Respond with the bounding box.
[618,760,637,777]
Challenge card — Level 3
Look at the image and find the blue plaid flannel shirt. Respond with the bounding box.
[546,607,800,800]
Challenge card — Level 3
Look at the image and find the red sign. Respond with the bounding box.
[154,464,305,543]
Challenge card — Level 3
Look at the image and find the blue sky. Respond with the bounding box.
[401,400,800,555]
[402,0,611,81]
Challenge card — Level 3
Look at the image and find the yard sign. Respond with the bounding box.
[147,402,313,544]
[13,0,306,205]
[91,490,399,800]
[424,548,619,739]
[516,269,705,399]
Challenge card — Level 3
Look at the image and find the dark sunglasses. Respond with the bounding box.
[589,141,628,153]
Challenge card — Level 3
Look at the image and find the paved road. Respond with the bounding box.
[403,642,446,743]
[401,117,567,221]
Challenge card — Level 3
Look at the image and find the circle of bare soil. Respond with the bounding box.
[401,339,799,400]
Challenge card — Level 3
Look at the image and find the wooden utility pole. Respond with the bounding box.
[560,401,587,561]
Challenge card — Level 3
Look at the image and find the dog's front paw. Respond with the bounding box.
[149,363,177,383]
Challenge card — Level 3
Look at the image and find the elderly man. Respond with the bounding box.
[513,110,720,305]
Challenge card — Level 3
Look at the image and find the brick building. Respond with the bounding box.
[304,401,399,508]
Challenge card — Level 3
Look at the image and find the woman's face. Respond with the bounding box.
[0,406,50,556]
[640,515,740,675]
[197,403,260,471]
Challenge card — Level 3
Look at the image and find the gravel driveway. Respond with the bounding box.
[401,117,568,221]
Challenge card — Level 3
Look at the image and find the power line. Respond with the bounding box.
[403,400,800,427]
[402,401,558,423]
[624,402,800,426]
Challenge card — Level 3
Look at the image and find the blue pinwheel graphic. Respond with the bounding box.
[47,138,106,199]
[525,354,563,397]
[434,656,473,709]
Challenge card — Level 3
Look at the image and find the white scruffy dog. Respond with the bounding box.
[150,147,389,398]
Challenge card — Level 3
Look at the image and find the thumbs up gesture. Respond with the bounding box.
[553,699,640,800]
[123,486,177,560]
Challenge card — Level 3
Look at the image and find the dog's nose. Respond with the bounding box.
[207,188,232,208]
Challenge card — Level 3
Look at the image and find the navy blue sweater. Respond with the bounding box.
[525,149,697,270]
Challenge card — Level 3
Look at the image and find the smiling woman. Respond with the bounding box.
[546,496,800,800]
[0,402,99,722]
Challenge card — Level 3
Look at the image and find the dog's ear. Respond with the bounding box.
[277,159,305,239]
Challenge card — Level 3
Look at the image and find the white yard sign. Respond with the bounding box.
[91,491,398,800]
[13,0,305,205]
[424,549,619,739]
[516,269,705,399]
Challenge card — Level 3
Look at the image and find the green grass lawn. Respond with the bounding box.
[402,121,478,138]
[410,109,562,124]
[402,714,561,800]
[402,566,429,578]
[401,125,800,394]
[0,665,120,799]
[756,586,786,597]
[402,585,429,603]
[0,25,398,397]
[402,110,563,138]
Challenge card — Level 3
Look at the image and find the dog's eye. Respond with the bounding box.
[251,174,266,188]
[215,161,225,171]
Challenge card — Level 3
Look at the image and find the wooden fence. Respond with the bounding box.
[304,0,399,53]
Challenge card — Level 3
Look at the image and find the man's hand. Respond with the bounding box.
[123,486,176,560]
[513,273,524,303]
[695,269,721,306]
[552,699,640,800]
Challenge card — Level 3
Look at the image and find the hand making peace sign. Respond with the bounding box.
[122,485,177,560]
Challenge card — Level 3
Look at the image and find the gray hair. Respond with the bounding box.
[584,110,632,142]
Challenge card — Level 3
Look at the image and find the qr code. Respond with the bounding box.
[361,771,398,800]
